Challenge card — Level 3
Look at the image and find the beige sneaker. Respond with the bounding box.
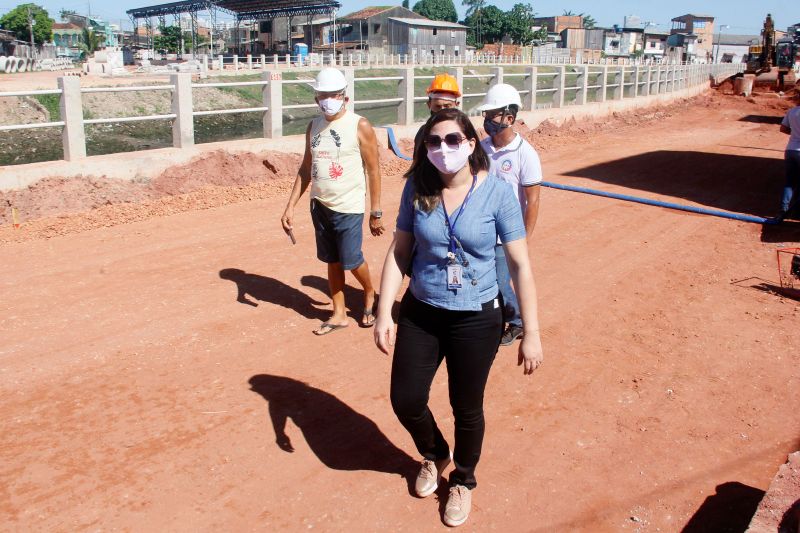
[414,455,451,498]
[443,484,472,527]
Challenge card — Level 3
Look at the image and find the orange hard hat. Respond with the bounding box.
[427,73,461,98]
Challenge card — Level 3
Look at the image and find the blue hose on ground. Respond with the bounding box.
[386,127,413,161]
[540,181,777,225]
[384,127,778,226]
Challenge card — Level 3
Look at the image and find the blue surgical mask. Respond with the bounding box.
[483,118,509,137]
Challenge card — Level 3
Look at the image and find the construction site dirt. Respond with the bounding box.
[1,86,798,532]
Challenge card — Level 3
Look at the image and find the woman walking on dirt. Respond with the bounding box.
[373,109,543,527]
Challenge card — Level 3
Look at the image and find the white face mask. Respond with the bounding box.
[318,97,344,116]
[426,141,472,175]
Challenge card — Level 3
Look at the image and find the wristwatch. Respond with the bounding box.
[370,210,383,218]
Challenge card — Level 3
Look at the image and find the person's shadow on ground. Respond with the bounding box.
[248,374,416,486]
[219,269,372,322]
[220,268,333,321]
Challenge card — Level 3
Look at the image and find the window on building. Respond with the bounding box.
[694,21,706,29]
[433,28,438,36]
[673,21,686,30]
[451,31,455,39]
[373,23,381,33]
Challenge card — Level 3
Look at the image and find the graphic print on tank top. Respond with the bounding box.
[311,128,344,182]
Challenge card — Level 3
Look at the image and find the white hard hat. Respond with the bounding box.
[476,83,522,111]
[313,68,347,92]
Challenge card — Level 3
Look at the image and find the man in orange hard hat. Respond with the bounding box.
[413,73,462,152]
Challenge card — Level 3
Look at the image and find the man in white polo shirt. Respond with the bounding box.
[477,84,542,345]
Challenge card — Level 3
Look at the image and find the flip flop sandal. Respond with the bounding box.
[361,306,376,328]
[314,322,348,336]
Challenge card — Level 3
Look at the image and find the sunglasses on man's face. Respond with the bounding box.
[423,133,467,149]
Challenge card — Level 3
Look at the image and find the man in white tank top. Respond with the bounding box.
[281,69,385,335]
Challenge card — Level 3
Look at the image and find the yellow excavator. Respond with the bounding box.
[744,14,799,87]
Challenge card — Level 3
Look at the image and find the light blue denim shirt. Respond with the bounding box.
[396,175,526,311]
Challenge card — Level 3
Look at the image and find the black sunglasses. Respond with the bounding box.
[423,133,467,149]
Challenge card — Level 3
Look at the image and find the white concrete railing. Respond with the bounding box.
[206,52,689,72]
[0,63,744,162]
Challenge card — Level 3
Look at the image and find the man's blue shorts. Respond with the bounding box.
[310,199,365,271]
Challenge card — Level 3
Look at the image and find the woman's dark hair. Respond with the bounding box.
[404,108,489,213]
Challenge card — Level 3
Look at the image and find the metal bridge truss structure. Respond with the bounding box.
[127,0,341,56]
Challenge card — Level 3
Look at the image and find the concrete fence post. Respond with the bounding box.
[260,54,266,69]
[633,65,640,97]
[599,65,608,102]
[247,54,253,70]
[264,71,282,138]
[552,66,565,108]
[449,66,464,105]
[58,76,86,161]
[171,73,194,148]
[344,68,355,103]
[274,54,279,66]
[202,54,209,72]
[233,55,239,71]
[614,66,625,100]
[218,55,224,71]
[524,65,537,111]
[643,66,651,96]
[654,66,662,94]
[285,53,291,66]
[398,67,415,126]
[492,66,504,86]
[576,65,589,105]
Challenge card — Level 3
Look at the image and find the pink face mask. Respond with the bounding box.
[426,141,471,174]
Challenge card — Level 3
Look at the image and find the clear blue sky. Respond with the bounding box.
[2,0,799,34]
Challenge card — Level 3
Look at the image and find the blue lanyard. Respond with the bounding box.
[441,174,477,256]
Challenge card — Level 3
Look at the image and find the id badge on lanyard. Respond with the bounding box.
[447,263,463,289]
[442,175,477,291]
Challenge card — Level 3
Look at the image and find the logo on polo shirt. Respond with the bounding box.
[500,159,513,172]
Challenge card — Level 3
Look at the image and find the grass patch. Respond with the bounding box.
[33,94,61,121]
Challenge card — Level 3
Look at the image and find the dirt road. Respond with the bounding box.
[1,90,799,532]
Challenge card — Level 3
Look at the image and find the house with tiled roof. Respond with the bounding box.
[52,22,84,59]
[339,6,423,52]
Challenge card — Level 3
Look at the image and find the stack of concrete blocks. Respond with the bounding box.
[169,60,201,73]
[83,50,126,75]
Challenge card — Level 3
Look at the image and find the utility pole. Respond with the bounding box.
[714,24,729,63]
[27,6,34,47]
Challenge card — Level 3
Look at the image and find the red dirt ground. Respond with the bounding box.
[1,89,799,532]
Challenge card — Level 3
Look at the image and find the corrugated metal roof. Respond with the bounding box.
[713,34,760,45]
[388,17,466,29]
[671,14,715,21]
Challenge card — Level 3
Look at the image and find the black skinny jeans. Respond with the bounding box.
[390,292,503,489]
